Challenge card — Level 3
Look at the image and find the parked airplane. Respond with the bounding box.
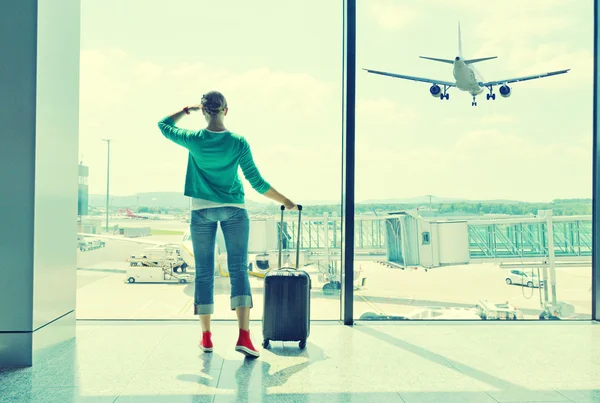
[363,23,570,106]
[119,208,175,220]
[119,208,149,220]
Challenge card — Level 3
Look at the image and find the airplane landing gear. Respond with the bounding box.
[486,86,496,101]
[471,95,477,106]
[438,85,451,100]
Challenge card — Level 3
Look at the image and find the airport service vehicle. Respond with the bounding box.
[78,238,106,252]
[127,245,188,273]
[476,300,524,320]
[125,266,193,284]
[125,244,193,284]
[404,306,481,320]
[505,269,543,288]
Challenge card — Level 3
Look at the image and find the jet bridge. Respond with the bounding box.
[250,210,591,267]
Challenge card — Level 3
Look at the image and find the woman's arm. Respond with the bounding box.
[263,187,297,210]
[158,105,202,147]
[167,105,201,124]
[239,139,297,209]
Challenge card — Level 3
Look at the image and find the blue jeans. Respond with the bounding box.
[190,207,252,315]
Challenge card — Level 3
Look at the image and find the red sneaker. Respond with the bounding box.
[235,329,260,358]
[199,331,213,353]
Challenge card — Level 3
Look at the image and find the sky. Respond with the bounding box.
[79,0,594,204]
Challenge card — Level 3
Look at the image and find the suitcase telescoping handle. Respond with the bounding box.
[278,204,303,269]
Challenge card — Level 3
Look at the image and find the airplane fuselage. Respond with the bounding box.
[453,59,483,95]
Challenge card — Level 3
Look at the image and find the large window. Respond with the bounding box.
[76,0,597,323]
[355,0,594,321]
[77,0,342,320]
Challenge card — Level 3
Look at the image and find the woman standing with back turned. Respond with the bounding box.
[158,91,297,358]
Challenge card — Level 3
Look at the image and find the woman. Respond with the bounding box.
[158,91,297,358]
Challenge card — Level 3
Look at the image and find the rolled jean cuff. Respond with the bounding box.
[194,303,214,315]
[231,295,253,310]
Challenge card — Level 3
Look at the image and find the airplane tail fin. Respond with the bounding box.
[458,22,463,58]
[464,56,498,64]
[419,56,454,64]
[420,23,498,66]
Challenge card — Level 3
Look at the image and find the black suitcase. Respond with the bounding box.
[262,204,310,349]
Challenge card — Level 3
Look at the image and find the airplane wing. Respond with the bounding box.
[78,233,170,247]
[363,68,455,87]
[480,69,570,87]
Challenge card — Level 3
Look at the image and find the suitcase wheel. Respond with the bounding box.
[262,339,270,349]
[299,339,306,350]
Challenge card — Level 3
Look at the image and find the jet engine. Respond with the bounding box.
[429,84,441,97]
[499,85,511,98]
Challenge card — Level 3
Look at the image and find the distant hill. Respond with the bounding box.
[89,192,189,208]
[89,193,342,209]
[88,193,591,216]
[89,192,268,209]
[359,196,544,205]
[359,196,468,204]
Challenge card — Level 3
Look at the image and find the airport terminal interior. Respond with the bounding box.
[2,0,600,402]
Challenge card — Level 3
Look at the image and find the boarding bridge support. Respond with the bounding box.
[542,210,558,304]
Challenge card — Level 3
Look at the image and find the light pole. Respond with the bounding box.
[426,194,434,212]
[102,139,111,232]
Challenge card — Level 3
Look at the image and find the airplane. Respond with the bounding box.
[119,208,149,220]
[119,208,176,220]
[363,23,570,106]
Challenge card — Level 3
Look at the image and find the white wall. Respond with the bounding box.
[0,0,80,366]
[32,0,80,330]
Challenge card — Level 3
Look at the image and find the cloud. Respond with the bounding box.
[443,114,518,126]
[426,0,577,13]
[473,16,574,43]
[356,98,420,123]
[135,62,165,85]
[218,68,335,118]
[503,44,593,89]
[171,62,206,77]
[79,49,131,106]
[368,0,419,30]
[249,144,341,203]
[78,48,339,196]
[455,129,524,150]
[479,114,517,125]
[354,128,592,202]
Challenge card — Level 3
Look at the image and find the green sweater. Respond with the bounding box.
[158,117,270,203]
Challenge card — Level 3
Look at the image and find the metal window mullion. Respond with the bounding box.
[341,0,356,325]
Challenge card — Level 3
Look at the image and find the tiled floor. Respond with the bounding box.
[2,321,600,402]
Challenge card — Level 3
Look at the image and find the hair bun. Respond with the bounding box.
[201,91,227,116]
